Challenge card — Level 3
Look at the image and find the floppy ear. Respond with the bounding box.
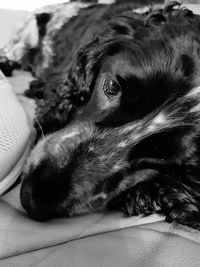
[31,73,75,138]
[66,39,101,106]
[31,39,101,138]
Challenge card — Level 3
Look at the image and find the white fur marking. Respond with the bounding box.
[88,146,95,152]
[152,113,166,125]
[112,163,122,171]
[117,141,128,148]
[62,130,79,139]
[190,103,200,113]
[93,192,107,200]
[121,124,137,134]
[187,86,200,98]
[147,124,157,132]
[52,130,79,154]
[99,155,107,161]
[147,113,167,132]
[133,6,150,14]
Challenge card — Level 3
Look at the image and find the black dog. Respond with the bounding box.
[8,0,200,229]
[14,0,165,136]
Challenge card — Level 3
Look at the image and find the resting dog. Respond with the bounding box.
[3,0,200,229]
[1,0,164,135]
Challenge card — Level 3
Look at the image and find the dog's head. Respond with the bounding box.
[20,3,200,221]
[65,3,199,127]
[32,2,198,135]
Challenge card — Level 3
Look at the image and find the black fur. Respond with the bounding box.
[25,0,164,136]
[18,1,200,230]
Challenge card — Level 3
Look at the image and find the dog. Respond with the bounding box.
[1,0,164,136]
[3,0,200,230]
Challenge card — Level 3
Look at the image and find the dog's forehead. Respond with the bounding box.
[102,52,136,78]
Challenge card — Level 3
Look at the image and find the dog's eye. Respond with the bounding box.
[103,77,121,97]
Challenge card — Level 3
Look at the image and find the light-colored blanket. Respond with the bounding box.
[1,2,200,266]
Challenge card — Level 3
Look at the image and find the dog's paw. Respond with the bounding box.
[107,183,160,216]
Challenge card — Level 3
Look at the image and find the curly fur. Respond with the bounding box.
[3,1,200,230]
[4,0,163,136]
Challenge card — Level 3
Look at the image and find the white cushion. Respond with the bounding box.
[0,71,32,194]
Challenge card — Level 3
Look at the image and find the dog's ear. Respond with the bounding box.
[28,39,99,137]
[66,40,100,106]
[33,74,75,137]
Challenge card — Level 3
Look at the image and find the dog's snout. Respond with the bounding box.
[20,158,68,221]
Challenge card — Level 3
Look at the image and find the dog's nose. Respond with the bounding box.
[20,178,54,222]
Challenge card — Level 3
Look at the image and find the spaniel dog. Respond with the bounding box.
[3,0,200,230]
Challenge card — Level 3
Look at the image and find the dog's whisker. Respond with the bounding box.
[35,117,45,140]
